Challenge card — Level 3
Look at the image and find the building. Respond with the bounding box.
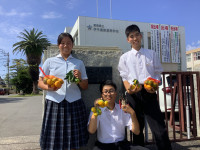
[65,16,187,71]
[186,48,200,71]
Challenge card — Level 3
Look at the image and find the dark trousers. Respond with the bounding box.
[127,87,172,150]
[93,140,150,150]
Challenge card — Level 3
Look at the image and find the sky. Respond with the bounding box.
[0,0,200,78]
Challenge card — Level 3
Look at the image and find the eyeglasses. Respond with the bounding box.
[102,90,115,95]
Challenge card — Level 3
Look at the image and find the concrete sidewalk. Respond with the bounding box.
[1,135,200,150]
[0,135,40,150]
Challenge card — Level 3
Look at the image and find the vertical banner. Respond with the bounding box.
[150,24,160,58]
[160,24,170,63]
[170,26,180,63]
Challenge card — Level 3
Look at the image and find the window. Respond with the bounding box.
[186,54,191,62]
[193,52,200,61]
[187,68,192,71]
[141,32,144,48]
[147,32,151,49]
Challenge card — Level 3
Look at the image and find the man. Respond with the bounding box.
[88,80,149,150]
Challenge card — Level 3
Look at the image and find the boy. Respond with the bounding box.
[118,24,172,150]
[88,80,149,150]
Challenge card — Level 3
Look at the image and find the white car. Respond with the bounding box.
[158,74,179,112]
[158,74,191,113]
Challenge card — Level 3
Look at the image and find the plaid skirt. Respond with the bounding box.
[40,99,89,150]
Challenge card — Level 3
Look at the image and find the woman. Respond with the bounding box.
[38,33,88,150]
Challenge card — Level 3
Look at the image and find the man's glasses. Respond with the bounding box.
[102,90,115,95]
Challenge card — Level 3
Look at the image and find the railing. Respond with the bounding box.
[161,71,200,142]
[128,71,200,143]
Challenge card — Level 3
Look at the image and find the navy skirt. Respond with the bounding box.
[40,99,89,150]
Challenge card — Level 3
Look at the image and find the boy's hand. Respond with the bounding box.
[145,87,157,93]
[94,98,102,107]
[121,104,135,115]
[128,84,142,94]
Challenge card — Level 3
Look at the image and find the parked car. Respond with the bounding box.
[158,74,191,112]
[0,88,6,95]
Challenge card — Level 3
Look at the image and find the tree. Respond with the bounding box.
[10,66,33,94]
[9,59,32,94]
[13,28,51,94]
[9,59,28,78]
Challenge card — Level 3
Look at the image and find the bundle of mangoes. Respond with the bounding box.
[91,99,109,117]
[97,99,109,108]
[130,79,140,90]
[43,75,64,88]
[64,70,80,84]
[144,77,160,91]
[91,107,102,117]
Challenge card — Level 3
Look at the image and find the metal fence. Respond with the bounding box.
[128,71,200,143]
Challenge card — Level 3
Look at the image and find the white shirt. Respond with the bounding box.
[88,103,132,143]
[118,48,163,84]
[39,54,88,103]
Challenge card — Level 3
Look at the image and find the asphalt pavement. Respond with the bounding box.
[0,94,200,150]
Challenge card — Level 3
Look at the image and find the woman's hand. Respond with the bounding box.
[73,69,82,80]
[47,85,60,91]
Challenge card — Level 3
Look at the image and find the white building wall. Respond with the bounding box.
[68,16,187,71]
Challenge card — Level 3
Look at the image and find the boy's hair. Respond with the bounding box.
[99,80,117,93]
[57,33,74,45]
[125,24,141,37]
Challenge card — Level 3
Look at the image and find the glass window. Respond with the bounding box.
[186,54,191,62]
[147,32,151,49]
[141,32,144,48]
[193,52,200,60]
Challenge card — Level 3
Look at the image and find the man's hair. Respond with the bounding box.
[99,80,117,93]
[125,24,141,37]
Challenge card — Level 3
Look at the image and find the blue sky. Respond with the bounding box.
[0,0,200,77]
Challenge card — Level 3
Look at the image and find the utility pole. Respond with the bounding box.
[96,0,98,18]
[110,0,112,19]
[0,49,9,94]
[7,52,10,94]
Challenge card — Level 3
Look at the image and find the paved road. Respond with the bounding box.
[0,95,43,138]
[0,95,200,150]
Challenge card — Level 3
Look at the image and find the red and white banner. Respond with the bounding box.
[150,24,160,58]
[170,26,180,63]
[160,24,170,63]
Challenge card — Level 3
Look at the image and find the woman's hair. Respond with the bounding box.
[99,80,117,93]
[57,33,74,45]
[125,24,141,37]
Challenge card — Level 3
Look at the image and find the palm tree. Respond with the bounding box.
[13,28,51,94]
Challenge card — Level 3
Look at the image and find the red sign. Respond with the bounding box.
[151,24,159,29]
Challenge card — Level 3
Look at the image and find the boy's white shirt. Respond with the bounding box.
[88,103,132,143]
[118,48,163,84]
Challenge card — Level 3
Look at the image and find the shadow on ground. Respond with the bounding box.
[0,97,25,104]
[145,141,200,150]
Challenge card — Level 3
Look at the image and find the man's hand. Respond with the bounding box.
[128,84,142,94]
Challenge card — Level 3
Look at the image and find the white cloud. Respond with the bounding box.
[0,6,32,17]
[42,12,62,19]
[65,0,78,10]
[186,40,200,51]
